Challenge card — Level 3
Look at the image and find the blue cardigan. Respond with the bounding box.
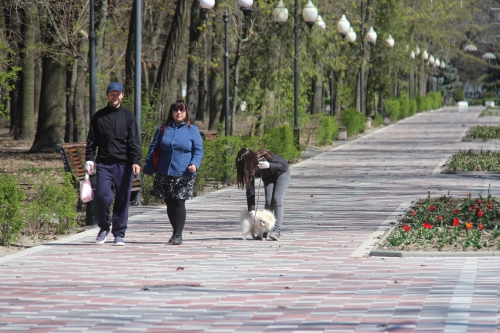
[143,122,204,177]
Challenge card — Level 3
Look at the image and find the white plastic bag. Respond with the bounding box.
[80,173,93,203]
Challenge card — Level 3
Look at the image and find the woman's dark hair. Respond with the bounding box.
[236,148,273,190]
[165,99,191,127]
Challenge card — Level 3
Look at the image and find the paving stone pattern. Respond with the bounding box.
[1,106,500,332]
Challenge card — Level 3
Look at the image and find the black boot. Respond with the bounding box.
[172,234,183,245]
[168,233,175,244]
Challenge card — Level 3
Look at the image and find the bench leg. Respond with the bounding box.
[130,190,141,206]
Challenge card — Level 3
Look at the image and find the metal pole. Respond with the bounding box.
[330,70,335,117]
[224,10,230,138]
[89,0,96,120]
[293,0,300,149]
[360,0,365,116]
[409,65,412,100]
[133,0,142,206]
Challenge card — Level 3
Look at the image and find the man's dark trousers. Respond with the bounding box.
[94,163,133,238]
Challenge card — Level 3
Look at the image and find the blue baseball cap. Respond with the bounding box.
[107,82,123,93]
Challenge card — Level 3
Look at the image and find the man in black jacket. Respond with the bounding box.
[85,82,141,246]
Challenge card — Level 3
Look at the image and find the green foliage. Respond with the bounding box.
[482,91,498,100]
[0,175,25,246]
[454,88,465,102]
[409,99,417,115]
[372,114,383,127]
[340,108,366,136]
[385,100,400,122]
[465,126,500,140]
[25,173,79,235]
[398,98,410,119]
[315,114,339,146]
[447,149,500,172]
[194,135,260,195]
[416,96,430,112]
[262,125,301,160]
[427,92,442,109]
[0,40,22,118]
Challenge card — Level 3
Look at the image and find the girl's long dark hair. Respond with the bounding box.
[236,148,273,190]
[165,99,191,127]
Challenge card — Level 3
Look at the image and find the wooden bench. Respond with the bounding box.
[199,130,219,141]
[53,143,141,225]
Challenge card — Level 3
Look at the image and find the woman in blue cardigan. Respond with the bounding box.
[144,100,204,245]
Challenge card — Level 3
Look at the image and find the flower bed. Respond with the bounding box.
[446,149,500,172]
[463,125,500,140]
[379,189,500,252]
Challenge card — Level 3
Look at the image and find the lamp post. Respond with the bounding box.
[200,0,253,137]
[273,0,318,149]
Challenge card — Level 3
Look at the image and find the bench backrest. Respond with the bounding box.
[53,142,141,191]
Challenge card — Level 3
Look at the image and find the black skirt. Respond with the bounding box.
[150,174,196,200]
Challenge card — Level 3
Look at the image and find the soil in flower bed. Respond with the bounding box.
[378,192,500,252]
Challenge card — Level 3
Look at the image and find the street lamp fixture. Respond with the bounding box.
[346,27,357,44]
[272,0,288,24]
[365,27,377,45]
[337,15,350,36]
[273,0,318,149]
[385,34,395,48]
[422,49,429,60]
[316,15,326,29]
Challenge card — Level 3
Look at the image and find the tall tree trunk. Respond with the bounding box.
[124,0,137,95]
[74,55,88,141]
[334,72,343,116]
[186,0,202,124]
[66,58,78,142]
[419,60,426,96]
[154,0,194,117]
[197,30,209,122]
[208,25,222,131]
[311,76,323,114]
[31,54,67,152]
[18,4,36,141]
[230,38,243,135]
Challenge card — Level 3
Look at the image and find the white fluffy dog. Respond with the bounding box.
[240,209,276,240]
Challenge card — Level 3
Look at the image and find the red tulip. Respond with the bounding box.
[403,225,411,232]
[487,205,491,209]
[471,205,476,211]
[438,216,443,221]
[487,201,491,205]
[454,209,460,213]
[429,206,435,211]
[478,211,484,217]
[479,224,484,230]
[477,200,482,205]
[411,211,417,216]
[423,222,433,229]
[453,218,459,226]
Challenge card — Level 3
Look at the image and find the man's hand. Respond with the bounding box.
[188,164,197,173]
[85,161,95,175]
[132,164,141,175]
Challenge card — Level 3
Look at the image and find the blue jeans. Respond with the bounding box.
[263,169,291,228]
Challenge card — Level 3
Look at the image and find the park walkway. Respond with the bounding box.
[1,105,500,333]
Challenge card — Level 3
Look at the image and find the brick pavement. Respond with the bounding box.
[1,106,500,332]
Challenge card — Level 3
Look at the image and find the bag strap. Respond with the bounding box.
[154,124,166,152]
